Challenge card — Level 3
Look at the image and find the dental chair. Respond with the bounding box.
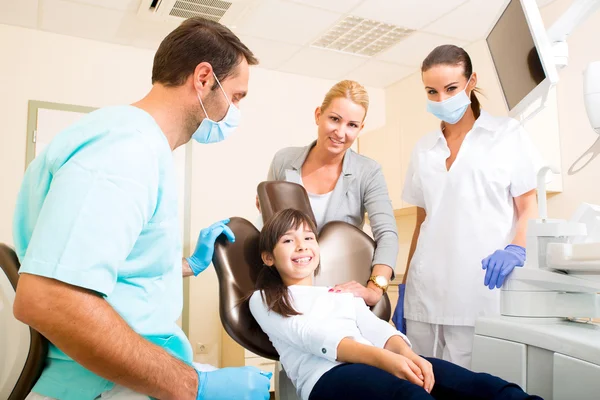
[213,181,391,400]
[0,244,48,400]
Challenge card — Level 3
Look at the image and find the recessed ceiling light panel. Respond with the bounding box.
[312,15,414,57]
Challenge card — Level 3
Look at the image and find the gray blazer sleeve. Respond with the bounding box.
[267,150,286,181]
[363,165,399,274]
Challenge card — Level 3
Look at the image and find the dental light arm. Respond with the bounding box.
[536,165,561,221]
[546,0,600,68]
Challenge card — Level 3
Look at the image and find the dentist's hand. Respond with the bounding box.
[196,367,272,400]
[187,219,235,276]
[482,244,526,289]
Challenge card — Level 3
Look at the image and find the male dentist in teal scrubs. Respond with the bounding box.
[13,17,271,400]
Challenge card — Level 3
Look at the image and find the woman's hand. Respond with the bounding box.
[401,351,434,393]
[377,351,425,389]
[331,281,382,306]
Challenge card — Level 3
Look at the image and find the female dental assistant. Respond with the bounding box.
[395,45,540,369]
[262,80,398,307]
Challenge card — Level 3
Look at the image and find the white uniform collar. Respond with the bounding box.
[427,110,497,150]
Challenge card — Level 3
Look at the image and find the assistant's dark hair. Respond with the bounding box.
[152,17,258,89]
[256,209,318,317]
[421,44,482,119]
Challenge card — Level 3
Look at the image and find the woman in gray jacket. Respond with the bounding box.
[263,80,398,307]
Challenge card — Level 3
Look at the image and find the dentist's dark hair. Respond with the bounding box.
[256,209,319,318]
[421,44,482,119]
[152,17,258,89]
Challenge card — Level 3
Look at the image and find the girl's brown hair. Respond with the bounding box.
[421,44,482,119]
[256,209,318,317]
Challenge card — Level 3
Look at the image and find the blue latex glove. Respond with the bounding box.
[391,283,407,334]
[187,219,235,276]
[196,367,272,400]
[482,245,526,290]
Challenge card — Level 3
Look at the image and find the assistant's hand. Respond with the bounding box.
[331,280,382,306]
[391,283,407,334]
[482,244,526,289]
[196,367,272,400]
[187,219,235,276]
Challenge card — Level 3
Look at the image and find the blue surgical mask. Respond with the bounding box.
[192,72,241,144]
[426,76,472,124]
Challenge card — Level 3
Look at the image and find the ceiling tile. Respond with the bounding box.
[66,0,141,12]
[285,0,363,13]
[40,0,130,44]
[0,0,39,29]
[376,32,468,67]
[118,13,179,50]
[344,60,415,88]
[235,0,343,45]
[237,35,303,70]
[351,0,467,30]
[422,0,506,41]
[278,46,368,81]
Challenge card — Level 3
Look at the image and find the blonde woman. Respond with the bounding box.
[262,80,398,308]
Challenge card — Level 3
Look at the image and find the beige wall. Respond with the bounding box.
[0,24,154,244]
[0,23,386,366]
[541,0,600,218]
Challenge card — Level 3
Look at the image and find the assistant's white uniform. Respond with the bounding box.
[402,111,541,368]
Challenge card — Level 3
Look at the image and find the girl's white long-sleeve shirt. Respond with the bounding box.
[249,285,411,400]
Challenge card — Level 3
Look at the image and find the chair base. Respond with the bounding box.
[274,362,301,400]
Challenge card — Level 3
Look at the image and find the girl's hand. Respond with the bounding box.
[377,351,424,388]
[398,350,435,393]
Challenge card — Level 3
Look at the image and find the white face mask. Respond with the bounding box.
[426,76,472,124]
[192,72,241,144]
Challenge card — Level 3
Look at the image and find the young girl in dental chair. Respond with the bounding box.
[249,209,542,400]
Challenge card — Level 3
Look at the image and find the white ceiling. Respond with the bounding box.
[0,0,558,88]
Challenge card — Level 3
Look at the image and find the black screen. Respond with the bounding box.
[487,0,546,110]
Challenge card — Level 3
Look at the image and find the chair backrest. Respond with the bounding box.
[317,222,391,320]
[213,218,279,360]
[0,244,48,400]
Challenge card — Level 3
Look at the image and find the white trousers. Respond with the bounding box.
[406,320,475,370]
[25,363,218,400]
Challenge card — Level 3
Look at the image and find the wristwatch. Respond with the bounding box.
[368,275,389,293]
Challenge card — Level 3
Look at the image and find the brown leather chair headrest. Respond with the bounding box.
[257,181,316,227]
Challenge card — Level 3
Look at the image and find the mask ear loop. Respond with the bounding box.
[197,89,210,120]
[212,72,233,106]
[465,74,474,98]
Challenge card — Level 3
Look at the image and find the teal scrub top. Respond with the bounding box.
[13,105,193,400]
